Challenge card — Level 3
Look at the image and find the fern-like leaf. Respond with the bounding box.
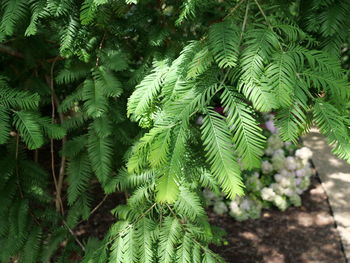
[201,109,244,199]
[67,152,93,205]
[0,0,28,36]
[0,106,11,144]
[174,186,205,221]
[159,216,182,263]
[265,51,296,107]
[87,129,113,184]
[13,111,44,149]
[83,79,109,118]
[128,60,169,121]
[156,125,187,203]
[209,20,240,68]
[176,233,192,263]
[313,99,350,163]
[221,89,265,169]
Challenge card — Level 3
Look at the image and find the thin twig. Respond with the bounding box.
[54,92,67,216]
[253,0,283,51]
[49,57,65,215]
[90,195,108,215]
[62,220,86,251]
[77,195,109,225]
[253,0,271,27]
[240,0,250,43]
[224,0,247,20]
[95,33,106,67]
[99,203,157,250]
[15,135,24,199]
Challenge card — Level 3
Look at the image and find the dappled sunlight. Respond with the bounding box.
[209,177,346,263]
[303,129,350,260]
[329,157,344,167]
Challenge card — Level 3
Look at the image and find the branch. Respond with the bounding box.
[0,44,24,58]
[77,195,109,225]
[224,0,246,20]
[0,43,64,62]
[47,57,65,215]
[253,0,283,51]
[240,0,250,43]
[95,33,106,67]
[62,220,86,251]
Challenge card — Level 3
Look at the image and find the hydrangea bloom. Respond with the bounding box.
[228,197,262,221]
[261,187,276,201]
[261,161,273,174]
[295,147,313,164]
[273,195,288,211]
[246,172,263,191]
[265,120,277,134]
[268,134,284,150]
[272,151,286,170]
[203,116,315,221]
[213,201,228,215]
[285,156,297,171]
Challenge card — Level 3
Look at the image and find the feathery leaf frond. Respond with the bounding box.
[201,109,244,199]
[221,89,265,169]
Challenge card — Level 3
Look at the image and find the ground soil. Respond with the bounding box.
[77,176,346,263]
[208,176,346,263]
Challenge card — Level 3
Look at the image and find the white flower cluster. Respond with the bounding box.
[229,197,263,221]
[203,115,314,221]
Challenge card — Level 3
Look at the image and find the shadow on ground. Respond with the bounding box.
[209,177,346,263]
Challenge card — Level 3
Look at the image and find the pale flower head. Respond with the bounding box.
[274,149,285,158]
[296,167,312,178]
[285,156,297,171]
[261,161,273,174]
[274,173,283,183]
[265,119,277,134]
[295,177,302,186]
[271,183,284,195]
[261,187,276,201]
[213,201,228,215]
[229,200,240,213]
[196,115,204,125]
[267,134,284,150]
[280,169,291,177]
[203,189,218,205]
[299,177,311,191]
[283,186,296,197]
[295,147,313,161]
[280,176,293,188]
[274,195,288,211]
[265,147,274,156]
[295,169,306,177]
[272,152,286,170]
[240,198,252,211]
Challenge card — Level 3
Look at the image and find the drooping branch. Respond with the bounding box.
[0,44,24,58]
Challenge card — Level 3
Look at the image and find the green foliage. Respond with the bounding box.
[221,89,266,169]
[201,109,244,199]
[0,0,350,262]
[209,20,240,69]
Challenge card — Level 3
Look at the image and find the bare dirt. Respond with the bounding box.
[208,176,346,263]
